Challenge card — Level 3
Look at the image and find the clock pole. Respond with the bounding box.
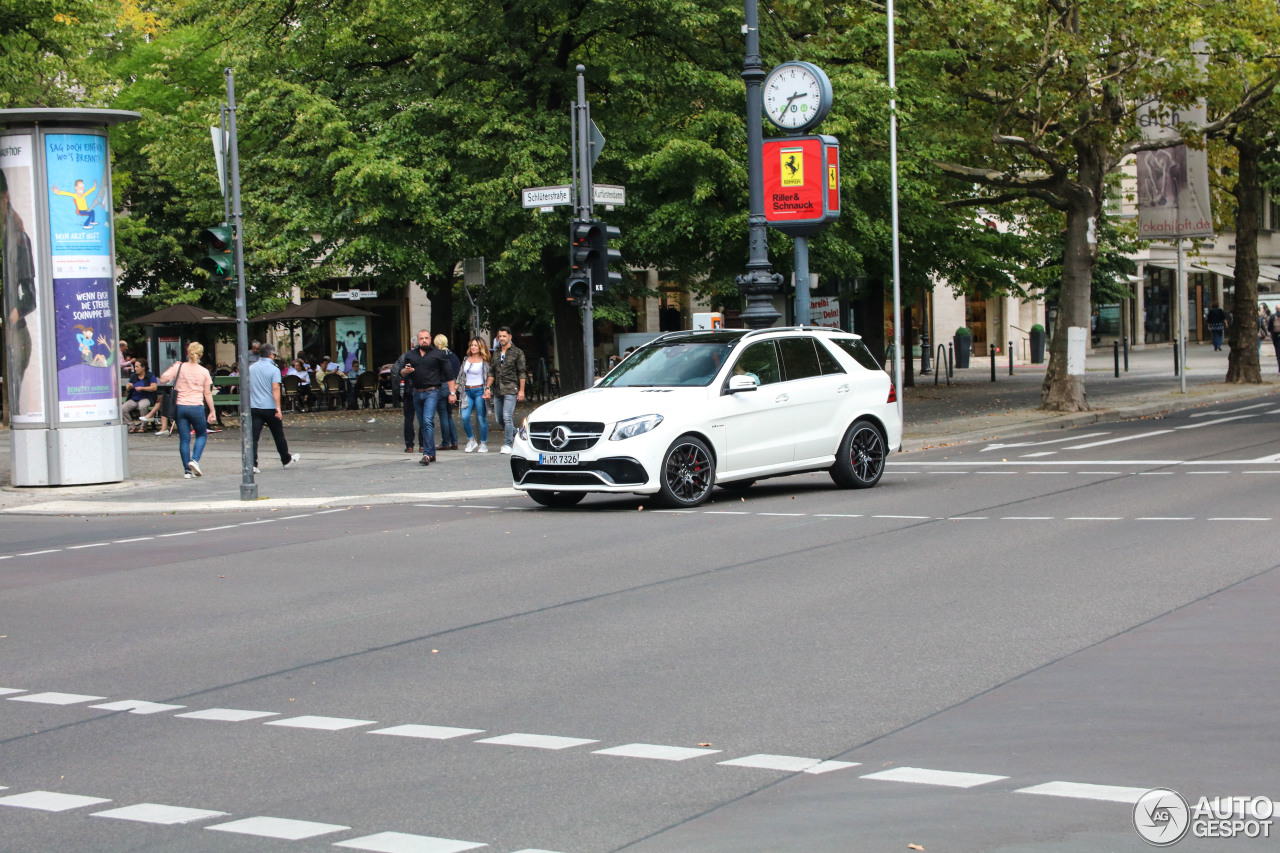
[574,65,594,388]
[736,0,782,329]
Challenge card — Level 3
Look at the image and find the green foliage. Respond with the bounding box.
[954,326,970,336]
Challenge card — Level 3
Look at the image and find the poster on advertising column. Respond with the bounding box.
[1135,95,1213,240]
[45,132,119,421]
[1,133,47,423]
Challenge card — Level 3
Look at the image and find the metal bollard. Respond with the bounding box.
[1173,341,1179,376]
[948,343,954,378]
[1123,336,1129,372]
[990,343,997,381]
[933,344,951,386]
[920,330,932,374]
[1113,340,1120,377]
[1009,343,1014,375]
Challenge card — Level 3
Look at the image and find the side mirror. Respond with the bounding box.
[727,374,759,393]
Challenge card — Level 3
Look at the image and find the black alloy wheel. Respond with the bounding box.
[658,435,715,507]
[830,419,886,489]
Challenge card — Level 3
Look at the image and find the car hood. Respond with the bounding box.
[527,386,711,425]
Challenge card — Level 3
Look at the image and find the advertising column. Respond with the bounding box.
[2,108,138,486]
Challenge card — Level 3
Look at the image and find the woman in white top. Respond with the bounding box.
[455,336,491,452]
[158,341,216,478]
[288,359,312,410]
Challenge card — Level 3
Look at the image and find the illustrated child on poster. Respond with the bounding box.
[51,179,99,228]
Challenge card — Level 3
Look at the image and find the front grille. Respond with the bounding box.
[528,421,605,452]
[512,456,648,487]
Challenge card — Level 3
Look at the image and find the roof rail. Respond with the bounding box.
[741,324,846,339]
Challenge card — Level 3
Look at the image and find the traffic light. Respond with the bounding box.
[588,220,622,291]
[570,219,623,295]
[566,274,590,303]
[198,223,233,281]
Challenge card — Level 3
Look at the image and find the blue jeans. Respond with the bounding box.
[461,387,488,442]
[1210,326,1224,349]
[436,390,458,447]
[494,393,518,447]
[176,404,208,471]
[412,388,440,457]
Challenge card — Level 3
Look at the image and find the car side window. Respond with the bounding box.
[733,341,781,386]
[832,338,883,372]
[777,337,822,381]
[814,339,846,375]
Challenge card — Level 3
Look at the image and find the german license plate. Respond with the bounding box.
[539,452,579,466]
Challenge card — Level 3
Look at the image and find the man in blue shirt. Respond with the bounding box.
[248,343,300,472]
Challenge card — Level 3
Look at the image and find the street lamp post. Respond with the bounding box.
[736,0,782,329]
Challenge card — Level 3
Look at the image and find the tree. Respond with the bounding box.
[920,0,1277,410]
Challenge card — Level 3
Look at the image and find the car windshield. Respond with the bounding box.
[600,341,734,387]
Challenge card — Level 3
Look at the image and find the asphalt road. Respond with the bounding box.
[2,400,1279,852]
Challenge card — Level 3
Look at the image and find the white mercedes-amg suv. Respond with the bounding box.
[510,327,901,508]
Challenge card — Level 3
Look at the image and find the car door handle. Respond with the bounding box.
[775,393,789,403]
[836,384,850,393]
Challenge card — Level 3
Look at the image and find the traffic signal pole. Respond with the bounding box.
[574,65,594,389]
[226,69,256,500]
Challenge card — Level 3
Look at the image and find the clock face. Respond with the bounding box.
[763,62,829,130]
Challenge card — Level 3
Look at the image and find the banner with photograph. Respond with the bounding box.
[1136,99,1214,240]
[1,133,48,423]
[53,277,119,420]
[45,132,118,421]
[335,316,367,375]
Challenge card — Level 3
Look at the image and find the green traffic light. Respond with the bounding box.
[198,223,233,278]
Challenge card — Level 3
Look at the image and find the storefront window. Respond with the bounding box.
[1143,268,1173,344]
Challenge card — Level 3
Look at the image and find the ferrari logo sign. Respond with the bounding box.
[761,135,840,236]
[780,147,804,187]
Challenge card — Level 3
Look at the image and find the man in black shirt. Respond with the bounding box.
[400,329,457,465]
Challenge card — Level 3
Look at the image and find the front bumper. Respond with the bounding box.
[511,454,650,490]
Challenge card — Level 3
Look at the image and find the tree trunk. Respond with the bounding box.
[903,301,915,388]
[1040,188,1098,411]
[1226,130,1263,383]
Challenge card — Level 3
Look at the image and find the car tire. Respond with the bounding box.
[527,489,586,508]
[718,479,755,491]
[657,435,715,508]
[830,419,886,489]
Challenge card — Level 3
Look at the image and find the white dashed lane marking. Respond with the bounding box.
[474,733,599,750]
[1015,781,1150,803]
[7,692,105,705]
[333,832,488,852]
[592,743,721,761]
[860,767,1009,788]
[92,803,228,825]
[264,715,377,731]
[206,815,350,840]
[718,754,859,774]
[90,699,185,714]
[174,708,279,722]
[369,724,484,740]
[0,791,111,811]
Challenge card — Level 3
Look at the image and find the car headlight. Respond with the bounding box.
[610,414,663,441]
[517,417,529,441]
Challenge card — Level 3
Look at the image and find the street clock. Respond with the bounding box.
[762,61,833,132]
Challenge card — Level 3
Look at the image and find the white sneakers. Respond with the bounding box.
[187,459,202,477]
[464,439,478,453]
[284,453,300,468]
[500,445,513,455]
[253,466,261,474]
[477,443,489,453]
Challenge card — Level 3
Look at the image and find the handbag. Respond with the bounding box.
[159,363,183,420]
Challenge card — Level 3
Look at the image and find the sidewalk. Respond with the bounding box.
[2,343,1277,515]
